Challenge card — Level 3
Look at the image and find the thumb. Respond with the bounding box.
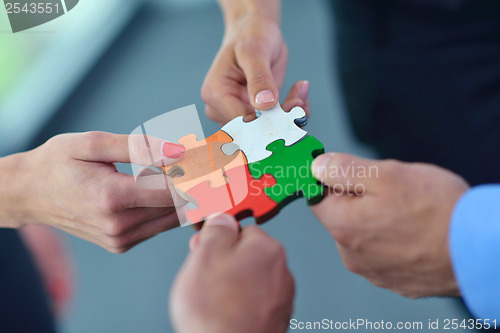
[196,214,240,254]
[311,153,381,195]
[237,50,279,111]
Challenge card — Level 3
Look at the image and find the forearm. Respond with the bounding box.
[218,0,281,27]
[0,152,29,228]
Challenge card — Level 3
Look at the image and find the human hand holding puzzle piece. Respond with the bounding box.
[163,104,325,225]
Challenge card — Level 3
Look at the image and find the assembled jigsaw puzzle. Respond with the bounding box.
[163,104,325,225]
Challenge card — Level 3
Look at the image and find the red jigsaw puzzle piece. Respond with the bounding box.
[185,164,279,225]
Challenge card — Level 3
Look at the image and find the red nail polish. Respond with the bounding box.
[163,142,185,159]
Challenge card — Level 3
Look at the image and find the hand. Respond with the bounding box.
[0,131,186,253]
[201,13,290,124]
[170,214,294,333]
[310,153,470,298]
[20,225,74,317]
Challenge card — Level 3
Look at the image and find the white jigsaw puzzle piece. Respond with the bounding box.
[220,104,308,163]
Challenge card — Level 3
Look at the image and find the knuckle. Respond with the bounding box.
[47,133,66,145]
[371,278,401,295]
[106,245,127,254]
[271,243,287,261]
[97,189,122,214]
[343,259,363,275]
[254,234,286,259]
[105,246,121,254]
[81,131,106,151]
[282,42,289,59]
[201,82,214,104]
[244,225,265,238]
[105,235,129,250]
[204,106,219,123]
[248,70,272,87]
[381,159,405,177]
[44,133,76,156]
[102,219,126,237]
[328,154,352,172]
[330,226,354,248]
[401,292,420,300]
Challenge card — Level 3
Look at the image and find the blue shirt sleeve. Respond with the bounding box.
[450,185,500,321]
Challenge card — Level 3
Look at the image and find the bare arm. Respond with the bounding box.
[0,132,185,253]
[202,0,306,125]
[218,0,281,26]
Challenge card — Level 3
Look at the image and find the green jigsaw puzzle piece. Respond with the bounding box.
[248,135,325,207]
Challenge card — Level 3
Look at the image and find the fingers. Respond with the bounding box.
[106,173,186,209]
[107,206,178,233]
[202,49,256,124]
[115,212,180,248]
[235,225,287,263]
[189,233,200,252]
[195,214,240,255]
[59,212,179,253]
[310,194,360,234]
[311,153,382,195]
[128,134,185,167]
[71,131,185,166]
[191,221,284,257]
[205,95,255,125]
[281,80,310,116]
[235,45,279,111]
[55,206,176,241]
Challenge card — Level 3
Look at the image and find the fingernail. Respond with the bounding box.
[205,213,238,231]
[255,90,275,105]
[312,153,335,178]
[162,142,185,159]
[300,81,310,96]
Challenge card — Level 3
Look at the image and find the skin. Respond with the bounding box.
[310,153,470,298]
[207,0,471,300]
[203,0,303,124]
[0,131,184,253]
[170,214,295,333]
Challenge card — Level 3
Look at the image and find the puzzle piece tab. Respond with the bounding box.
[248,135,325,207]
[221,104,308,163]
[185,164,279,224]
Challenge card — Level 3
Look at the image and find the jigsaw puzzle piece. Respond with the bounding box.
[163,130,247,194]
[185,164,279,225]
[248,135,325,207]
[206,131,248,173]
[227,166,279,224]
[221,104,308,163]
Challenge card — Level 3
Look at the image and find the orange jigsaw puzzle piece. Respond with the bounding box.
[163,130,247,195]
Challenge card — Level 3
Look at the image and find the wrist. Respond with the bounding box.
[219,0,280,28]
[0,152,32,228]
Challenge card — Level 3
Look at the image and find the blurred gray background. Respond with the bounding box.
[26,0,469,332]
